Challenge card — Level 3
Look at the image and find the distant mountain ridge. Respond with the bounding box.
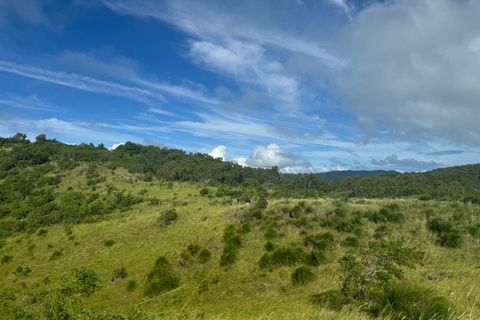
[282,170,400,182]
[318,170,400,182]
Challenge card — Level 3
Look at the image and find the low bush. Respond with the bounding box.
[156,208,178,226]
[198,249,212,264]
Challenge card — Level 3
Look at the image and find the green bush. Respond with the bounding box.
[62,268,101,297]
[291,266,316,285]
[156,208,178,226]
[112,267,127,281]
[104,239,115,247]
[198,249,212,264]
[187,244,201,255]
[200,188,209,196]
[1,255,13,264]
[264,242,275,251]
[49,250,63,261]
[145,256,180,296]
[126,279,137,292]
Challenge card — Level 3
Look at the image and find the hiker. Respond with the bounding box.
[246,195,250,205]
[237,195,241,205]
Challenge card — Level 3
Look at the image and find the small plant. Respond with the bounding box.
[126,279,137,292]
[291,266,316,285]
[104,239,115,247]
[1,255,13,264]
[265,242,275,251]
[64,224,73,236]
[200,188,209,196]
[49,250,63,261]
[198,249,212,264]
[37,229,48,236]
[187,244,201,255]
[112,267,127,281]
[15,266,32,276]
[156,208,178,226]
[305,250,328,266]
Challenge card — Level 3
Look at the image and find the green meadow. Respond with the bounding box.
[1,137,480,319]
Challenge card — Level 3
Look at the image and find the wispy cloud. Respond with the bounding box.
[0,94,59,112]
[0,60,166,104]
[59,51,217,104]
[101,0,346,68]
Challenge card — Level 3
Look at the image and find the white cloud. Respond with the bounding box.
[323,0,354,17]
[0,94,59,111]
[188,39,298,103]
[232,157,247,167]
[334,0,480,146]
[0,60,165,105]
[209,145,226,160]
[101,0,345,68]
[246,143,307,168]
[109,142,125,150]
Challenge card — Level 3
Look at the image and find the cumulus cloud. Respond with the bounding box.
[334,0,480,146]
[245,143,311,169]
[371,154,440,171]
[209,145,226,160]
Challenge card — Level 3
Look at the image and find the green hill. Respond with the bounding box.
[1,134,480,319]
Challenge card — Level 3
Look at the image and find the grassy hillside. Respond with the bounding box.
[1,161,480,319]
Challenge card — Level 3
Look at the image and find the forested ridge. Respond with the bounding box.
[1,133,479,202]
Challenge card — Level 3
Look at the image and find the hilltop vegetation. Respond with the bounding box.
[1,133,480,319]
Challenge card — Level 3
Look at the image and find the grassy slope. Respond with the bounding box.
[1,163,480,319]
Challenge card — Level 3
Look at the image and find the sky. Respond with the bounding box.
[0,0,479,173]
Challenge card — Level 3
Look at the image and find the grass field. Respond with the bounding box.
[1,164,480,319]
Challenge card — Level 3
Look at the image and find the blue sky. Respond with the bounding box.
[0,0,479,173]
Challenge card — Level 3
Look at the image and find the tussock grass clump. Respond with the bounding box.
[103,239,115,247]
[291,266,316,285]
[427,218,464,248]
[260,245,306,269]
[264,241,275,251]
[198,249,212,264]
[126,279,137,292]
[187,244,200,255]
[145,256,180,296]
[343,236,360,248]
[112,267,127,281]
[369,282,456,320]
[49,250,63,261]
[1,254,13,264]
[220,225,242,267]
[305,250,328,266]
[62,268,101,297]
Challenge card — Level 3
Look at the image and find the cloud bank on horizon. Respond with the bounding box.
[0,0,478,173]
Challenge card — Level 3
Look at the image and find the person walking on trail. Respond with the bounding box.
[246,195,251,205]
[237,195,241,205]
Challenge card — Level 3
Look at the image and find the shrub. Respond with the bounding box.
[126,279,137,292]
[1,255,13,264]
[112,267,127,281]
[104,239,115,247]
[200,188,209,196]
[37,228,48,236]
[198,249,212,264]
[156,208,178,226]
[291,266,316,285]
[49,250,63,261]
[62,268,101,297]
[220,249,238,267]
[265,242,275,251]
[264,228,278,240]
[187,244,201,255]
